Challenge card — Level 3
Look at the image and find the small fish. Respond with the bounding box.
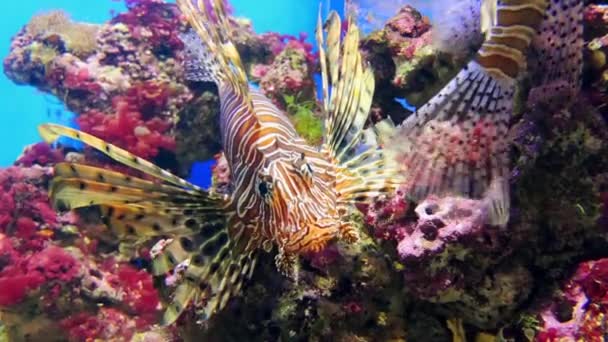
[39,0,399,325]
[384,0,583,226]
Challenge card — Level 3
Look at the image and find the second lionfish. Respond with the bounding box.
[38,0,399,324]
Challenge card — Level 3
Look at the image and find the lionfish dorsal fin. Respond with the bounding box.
[317,12,373,163]
[316,12,401,205]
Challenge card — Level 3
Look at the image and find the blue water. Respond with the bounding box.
[0,0,339,168]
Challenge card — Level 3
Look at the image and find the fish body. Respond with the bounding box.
[40,0,398,325]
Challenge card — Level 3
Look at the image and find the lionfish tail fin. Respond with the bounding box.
[387,0,558,226]
[316,11,401,205]
[39,124,253,324]
[177,0,248,88]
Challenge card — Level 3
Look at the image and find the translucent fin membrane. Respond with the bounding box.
[315,11,402,205]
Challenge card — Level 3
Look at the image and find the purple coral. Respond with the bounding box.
[397,195,490,262]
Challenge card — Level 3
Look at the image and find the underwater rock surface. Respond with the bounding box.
[1,0,608,341]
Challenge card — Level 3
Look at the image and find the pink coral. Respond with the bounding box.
[15,142,64,167]
[113,0,185,55]
[258,32,315,63]
[60,307,138,342]
[77,81,176,159]
[397,196,489,261]
[0,166,57,248]
[537,259,608,341]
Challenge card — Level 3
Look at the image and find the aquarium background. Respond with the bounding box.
[0,0,343,167]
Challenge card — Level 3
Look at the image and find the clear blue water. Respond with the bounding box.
[0,0,341,167]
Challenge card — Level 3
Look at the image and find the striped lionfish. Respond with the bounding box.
[384,0,583,226]
[38,0,399,325]
[37,0,584,326]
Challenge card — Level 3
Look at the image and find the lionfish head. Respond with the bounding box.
[258,152,343,255]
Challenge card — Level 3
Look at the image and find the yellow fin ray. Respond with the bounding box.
[39,124,202,191]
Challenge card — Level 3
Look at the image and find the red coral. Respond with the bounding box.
[538,258,608,341]
[15,142,64,167]
[304,243,341,271]
[112,0,185,55]
[60,307,137,342]
[0,243,80,306]
[103,262,160,326]
[77,81,176,159]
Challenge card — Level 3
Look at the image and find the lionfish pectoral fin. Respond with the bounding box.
[483,176,510,227]
[316,11,402,206]
[39,124,256,325]
[385,62,515,227]
[338,221,360,244]
[384,0,574,227]
[275,248,299,281]
[157,239,258,325]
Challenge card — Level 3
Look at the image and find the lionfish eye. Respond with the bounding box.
[257,174,273,197]
[258,181,269,196]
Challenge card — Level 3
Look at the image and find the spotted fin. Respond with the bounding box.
[527,0,584,108]
[177,0,248,93]
[181,29,222,83]
[39,124,255,325]
[387,0,554,226]
[39,124,203,191]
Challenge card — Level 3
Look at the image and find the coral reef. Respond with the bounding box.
[2,0,608,341]
[0,164,171,341]
[250,33,315,107]
[360,5,457,123]
[534,258,608,341]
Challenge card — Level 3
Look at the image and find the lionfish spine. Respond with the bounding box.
[476,0,548,79]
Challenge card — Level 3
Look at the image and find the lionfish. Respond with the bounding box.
[37,0,584,326]
[38,0,399,325]
[383,0,583,226]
